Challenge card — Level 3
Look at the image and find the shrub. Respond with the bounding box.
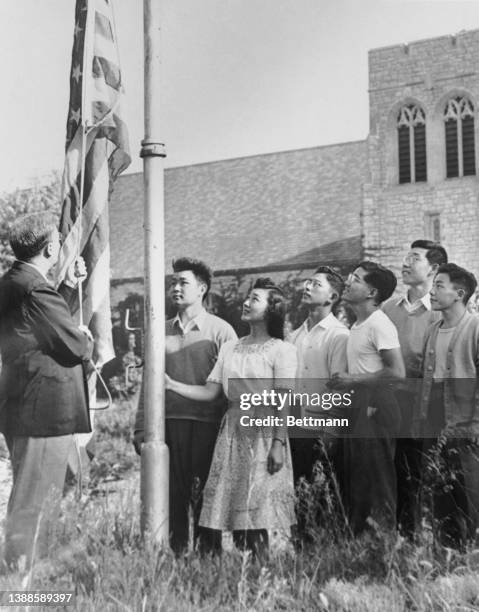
[0,174,61,274]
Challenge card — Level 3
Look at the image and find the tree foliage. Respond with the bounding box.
[0,173,62,274]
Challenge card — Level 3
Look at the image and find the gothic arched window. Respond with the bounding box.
[444,96,476,178]
[397,104,427,184]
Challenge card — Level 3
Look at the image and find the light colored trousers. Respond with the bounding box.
[5,434,75,565]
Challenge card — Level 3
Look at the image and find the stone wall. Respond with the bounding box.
[110,142,367,281]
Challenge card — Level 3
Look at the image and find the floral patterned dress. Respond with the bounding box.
[199,337,297,531]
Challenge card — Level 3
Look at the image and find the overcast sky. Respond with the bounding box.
[1,0,479,193]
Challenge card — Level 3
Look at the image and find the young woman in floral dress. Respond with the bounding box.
[166,278,297,557]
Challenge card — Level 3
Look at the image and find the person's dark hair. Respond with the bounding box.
[252,277,286,340]
[436,263,477,304]
[410,239,448,267]
[357,260,397,305]
[9,212,58,261]
[313,265,345,314]
[172,257,212,299]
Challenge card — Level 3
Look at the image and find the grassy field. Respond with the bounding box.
[1,398,479,611]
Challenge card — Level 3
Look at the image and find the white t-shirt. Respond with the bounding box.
[347,309,400,375]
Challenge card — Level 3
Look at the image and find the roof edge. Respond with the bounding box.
[119,139,367,179]
[369,28,479,55]
[111,257,359,285]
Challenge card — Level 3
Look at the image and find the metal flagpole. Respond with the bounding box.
[76,0,93,328]
[140,0,169,544]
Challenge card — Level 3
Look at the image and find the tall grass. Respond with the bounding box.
[1,399,479,611]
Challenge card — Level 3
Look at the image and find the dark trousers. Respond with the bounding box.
[422,383,479,549]
[395,437,423,537]
[394,390,422,537]
[166,419,221,554]
[344,437,397,533]
[343,386,399,534]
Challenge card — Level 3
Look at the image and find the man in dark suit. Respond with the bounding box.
[0,212,93,568]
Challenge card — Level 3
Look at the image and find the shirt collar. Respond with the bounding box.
[398,292,431,311]
[304,312,341,332]
[173,308,207,332]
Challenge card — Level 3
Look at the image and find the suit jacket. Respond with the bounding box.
[0,261,92,437]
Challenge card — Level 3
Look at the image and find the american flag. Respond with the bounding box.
[58,0,131,366]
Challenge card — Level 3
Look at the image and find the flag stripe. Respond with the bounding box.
[60,139,109,250]
[95,11,114,41]
[93,56,121,89]
[99,113,130,155]
[93,31,117,64]
[77,225,110,317]
[62,176,109,317]
[83,245,111,315]
[64,155,109,298]
[60,131,99,233]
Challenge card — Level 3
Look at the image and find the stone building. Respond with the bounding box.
[110,28,479,306]
[363,29,479,280]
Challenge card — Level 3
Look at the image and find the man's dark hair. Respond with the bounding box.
[9,212,58,261]
[252,277,286,340]
[410,239,448,267]
[358,260,397,305]
[172,257,212,299]
[436,263,477,304]
[314,265,345,314]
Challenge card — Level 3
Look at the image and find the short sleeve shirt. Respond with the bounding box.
[347,309,400,375]
[287,312,349,382]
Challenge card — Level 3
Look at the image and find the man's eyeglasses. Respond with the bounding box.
[346,272,365,284]
[303,279,322,290]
